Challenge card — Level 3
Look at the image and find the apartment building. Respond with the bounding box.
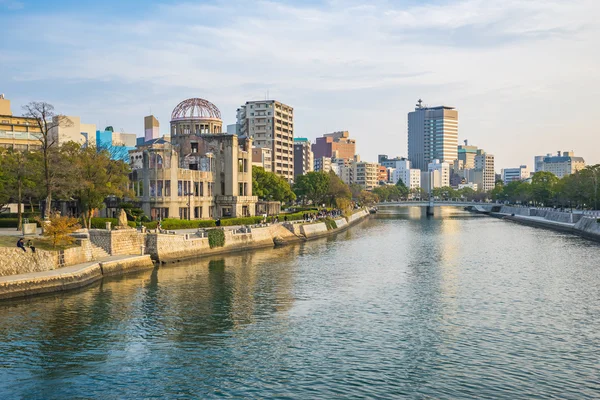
[237,100,294,181]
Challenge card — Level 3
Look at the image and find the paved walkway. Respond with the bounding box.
[0,254,142,284]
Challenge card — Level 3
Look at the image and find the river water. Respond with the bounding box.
[0,208,598,399]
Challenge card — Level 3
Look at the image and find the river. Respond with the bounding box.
[0,208,598,399]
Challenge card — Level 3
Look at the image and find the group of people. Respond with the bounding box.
[16,238,36,253]
[301,209,342,223]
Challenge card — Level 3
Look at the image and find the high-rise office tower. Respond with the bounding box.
[237,100,294,181]
[408,99,458,171]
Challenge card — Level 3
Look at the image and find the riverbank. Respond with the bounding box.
[489,206,600,242]
[0,209,370,300]
[150,208,370,263]
[0,255,154,301]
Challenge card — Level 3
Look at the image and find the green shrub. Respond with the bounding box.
[159,218,216,230]
[208,229,226,248]
[0,218,18,228]
[143,221,158,229]
[324,218,337,231]
[220,216,264,226]
[0,212,39,219]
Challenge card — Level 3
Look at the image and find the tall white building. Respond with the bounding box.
[314,156,332,173]
[353,161,378,190]
[236,100,294,181]
[502,165,530,184]
[50,115,96,147]
[408,100,458,171]
[474,151,495,192]
[389,159,421,190]
[534,151,585,178]
[427,159,450,188]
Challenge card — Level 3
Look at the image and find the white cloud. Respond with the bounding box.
[1,0,599,168]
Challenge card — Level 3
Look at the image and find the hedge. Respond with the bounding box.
[0,212,39,219]
[220,216,264,226]
[0,218,19,228]
[157,219,216,230]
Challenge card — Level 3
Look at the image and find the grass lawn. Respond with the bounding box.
[0,235,79,251]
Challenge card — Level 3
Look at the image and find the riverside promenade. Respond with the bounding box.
[0,209,371,300]
[491,205,600,241]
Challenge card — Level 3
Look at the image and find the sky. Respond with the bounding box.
[1,0,599,170]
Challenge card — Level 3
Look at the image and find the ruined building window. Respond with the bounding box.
[191,143,198,153]
[194,182,199,196]
[200,182,204,196]
[238,159,244,172]
[178,180,183,196]
[165,180,171,196]
[239,183,244,196]
[221,181,225,195]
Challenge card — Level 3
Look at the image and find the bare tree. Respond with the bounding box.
[22,102,72,219]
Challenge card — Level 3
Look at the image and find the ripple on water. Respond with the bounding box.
[0,212,599,398]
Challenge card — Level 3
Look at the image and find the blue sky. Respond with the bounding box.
[1,0,599,169]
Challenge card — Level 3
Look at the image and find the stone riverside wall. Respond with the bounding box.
[0,239,98,277]
[148,209,370,262]
[0,255,153,300]
[334,218,348,229]
[89,229,145,256]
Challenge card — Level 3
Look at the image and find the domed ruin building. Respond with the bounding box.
[130,98,257,220]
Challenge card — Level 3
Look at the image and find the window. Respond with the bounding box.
[194,182,199,196]
[179,207,189,220]
[200,181,204,196]
[165,180,171,196]
[239,183,244,195]
[178,181,183,196]
[238,159,244,172]
[194,206,202,219]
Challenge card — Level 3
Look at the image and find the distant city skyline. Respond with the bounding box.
[1,0,599,170]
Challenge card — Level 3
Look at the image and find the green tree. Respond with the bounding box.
[22,102,73,218]
[395,178,409,198]
[349,183,363,199]
[326,170,351,207]
[61,143,132,228]
[252,166,296,203]
[358,190,378,207]
[531,171,559,205]
[294,171,330,205]
[0,149,39,229]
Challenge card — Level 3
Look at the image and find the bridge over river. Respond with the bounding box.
[376,200,501,215]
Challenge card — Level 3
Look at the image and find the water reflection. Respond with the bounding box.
[1,211,600,398]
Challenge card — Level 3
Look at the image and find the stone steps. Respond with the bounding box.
[90,243,110,260]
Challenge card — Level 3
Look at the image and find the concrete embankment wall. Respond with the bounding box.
[151,209,370,262]
[574,217,600,240]
[497,207,600,241]
[148,224,298,262]
[0,255,154,300]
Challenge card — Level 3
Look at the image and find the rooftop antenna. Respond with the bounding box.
[416,98,423,109]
